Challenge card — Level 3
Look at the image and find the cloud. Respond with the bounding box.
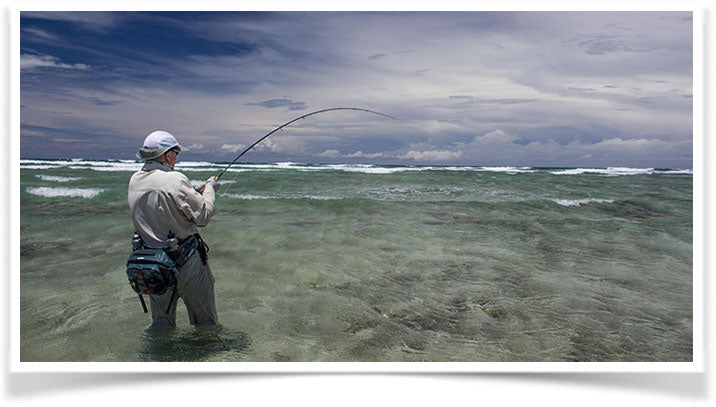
[221,143,246,152]
[314,149,387,160]
[20,53,90,71]
[21,11,119,29]
[252,137,307,154]
[400,150,463,162]
[472,129,519,144]
[345,151,386,159]
[18,11,693,167]
[21,27,59,42]
[316,149,341,158]
[246,98,308,111]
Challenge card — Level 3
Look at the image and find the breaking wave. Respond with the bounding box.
[549,167,692,176]
[36,174,82,182]
[550,198,615,207]
[20,159,691,176]
[25,186,104,199]
[219,193,339,200]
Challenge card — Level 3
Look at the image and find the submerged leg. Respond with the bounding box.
[148,288,179,328]
[178,253,219,326]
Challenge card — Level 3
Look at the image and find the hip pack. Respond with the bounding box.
[126,233,200,313]
[126,248,178,296]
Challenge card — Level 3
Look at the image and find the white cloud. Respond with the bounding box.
[255,137,306,154]
[345,151,386,159]
[21,11,119,31]
[316,149,341,157]
[596,137,657,147]
[221,143,246,153]
[20,54,89,71]
[472,129,520,144]
[400,150,463,162]
[314,150,387,160]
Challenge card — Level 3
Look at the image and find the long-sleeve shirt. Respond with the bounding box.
[128,161,216,248]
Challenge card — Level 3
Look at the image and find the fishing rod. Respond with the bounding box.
[215,107,396,180]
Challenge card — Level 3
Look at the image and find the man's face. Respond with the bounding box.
[166,149,179,168]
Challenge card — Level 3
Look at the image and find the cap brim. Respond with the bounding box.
[136,144,181,160]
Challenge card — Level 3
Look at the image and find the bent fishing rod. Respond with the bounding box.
[215,107,396,180]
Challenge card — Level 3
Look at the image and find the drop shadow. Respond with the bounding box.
[5,370,709,400]
[4,371,290,399]
[434,372,709,400]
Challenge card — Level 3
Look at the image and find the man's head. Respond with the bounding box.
[136,131,184,167]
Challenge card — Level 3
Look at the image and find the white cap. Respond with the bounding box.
[136,130,184,160]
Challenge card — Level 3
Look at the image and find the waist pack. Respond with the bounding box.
[126,248,178,296]
[126,234,201,313]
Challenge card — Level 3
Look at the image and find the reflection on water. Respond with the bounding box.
[139,325,251,362]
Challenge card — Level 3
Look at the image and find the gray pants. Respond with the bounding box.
[148,251,218,328]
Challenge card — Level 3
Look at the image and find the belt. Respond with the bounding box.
[175,233,209,265]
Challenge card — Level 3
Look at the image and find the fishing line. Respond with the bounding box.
[217,107,395,180]
[208,107,396,194]
[219,166,242,196]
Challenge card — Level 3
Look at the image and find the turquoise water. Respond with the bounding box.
[19,160,693,362]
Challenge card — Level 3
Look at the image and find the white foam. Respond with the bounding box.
[36,174,82,182]
[332,166,421,174]
[220,193,266,200]
[176,161,223,168]
[219,193,339,200]
[21,159,80,166]
[550,167,654,176]
[21,159,143,172]
[21,165,64,170]
[659,169,693,174]
[478,166,536,173]
[223,163,422,174]
[551,198,615,207]
[190,180,235,187]
[20,159,692,176]
[25,186,104,199]
[68,163,142,172]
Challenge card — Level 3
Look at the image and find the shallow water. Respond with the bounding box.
[19,160,693,362]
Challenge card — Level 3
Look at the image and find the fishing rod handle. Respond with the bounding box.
[195,176,220,193]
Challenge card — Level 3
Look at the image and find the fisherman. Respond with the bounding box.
[128,130,220,329]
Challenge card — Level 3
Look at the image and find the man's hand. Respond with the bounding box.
[194,176,220,193]
[206,176,220,192]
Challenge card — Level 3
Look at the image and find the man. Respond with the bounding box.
[128,130,220,328]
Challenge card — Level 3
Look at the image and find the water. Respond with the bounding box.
[19,160,693,362]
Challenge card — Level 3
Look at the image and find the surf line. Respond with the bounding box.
[199,107,396,192]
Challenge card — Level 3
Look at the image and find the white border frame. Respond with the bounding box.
[9,3,706,374]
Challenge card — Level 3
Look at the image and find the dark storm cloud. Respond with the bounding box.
[246,99,308,111]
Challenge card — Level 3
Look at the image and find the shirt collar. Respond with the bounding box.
[142,160,174,172]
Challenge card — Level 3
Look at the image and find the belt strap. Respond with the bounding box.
[169,235,199,267]
[194,234,209,265]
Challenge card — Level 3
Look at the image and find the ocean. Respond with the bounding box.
[18,159,693,363]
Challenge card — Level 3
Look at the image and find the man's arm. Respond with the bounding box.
[172,174,216,226]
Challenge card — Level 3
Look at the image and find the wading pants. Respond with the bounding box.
[148,251,218,328]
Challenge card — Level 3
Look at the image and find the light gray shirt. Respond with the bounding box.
[128,161,216,248]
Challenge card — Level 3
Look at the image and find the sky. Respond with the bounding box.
[19,11,694,167]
